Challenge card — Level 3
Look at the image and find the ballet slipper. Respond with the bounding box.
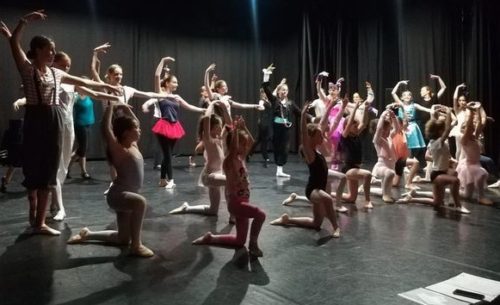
[396,195,412,204]
[169,202,189,214]
[382,195,395,203]
[455,206,471,214]
[53,210,66,221]
[192,232,213,245]
[282,193,297,205]
[478,197,493,206]
[67,227,90,244]
[188,156,196,167]
[270,213,289,225]
[404,184,420,190]
[332,227,341,238]
[488,180,500,188]
[32,225,61,236]
[335,205,348,213]
[129,245,154,258]
[364,201,374,209]
[158,179,167,187]
[401,189,417,198]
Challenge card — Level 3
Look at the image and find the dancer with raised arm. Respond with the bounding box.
[271,102,340,237]
[170,101,231,215]
[68,103,154,257]
[1,11,120,234]
[143,57,205,188]
[261,64,301,178]
[193,116,266,258]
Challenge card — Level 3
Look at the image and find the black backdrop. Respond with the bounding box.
[0,0,498,161]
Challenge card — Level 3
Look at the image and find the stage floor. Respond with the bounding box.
[1,154,500,305]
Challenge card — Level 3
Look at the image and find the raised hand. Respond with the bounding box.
[279,78,287,85]
[429,74,439,79]
[263,63,275,74]
[211,73,218,82]
[318,71,329,78]
[400,80,409,85]
[94,42,111,54]
[0,21,11,38]
[206,63,216,72]
[23,10,47,22]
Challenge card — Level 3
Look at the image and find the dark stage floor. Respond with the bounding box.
[1,154,500,305]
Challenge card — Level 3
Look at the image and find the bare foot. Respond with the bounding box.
[192,232,213,245]
[129,245,154,258]
[270,213,289,225]
[32,224,61,236]
[67,227,90,244]
[282,193,297,205]
[169,202,189,214]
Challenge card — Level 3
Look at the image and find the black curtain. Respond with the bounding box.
[1,0,498,160]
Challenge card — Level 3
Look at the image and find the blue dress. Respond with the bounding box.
[398,103,426,149]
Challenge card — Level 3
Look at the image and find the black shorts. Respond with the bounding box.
[430,170,447,182]
[395,158,407,176]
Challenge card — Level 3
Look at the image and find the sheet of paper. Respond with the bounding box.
[426,272,500,303]
[399,288,469,305]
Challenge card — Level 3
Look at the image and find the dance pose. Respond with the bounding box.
[1,11,120,234]
[456,103,492,205]
[390,115,420,189]
[170,101,231,215]
[143,57,205,188]
[68,103,154,257]
[193,116,266,257]
[339,99,373,208]
[262,64,301,178]
[271,102,340,237]
[248,88,273,166]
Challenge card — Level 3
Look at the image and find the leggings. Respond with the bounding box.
[272,123,290,166]
[74,124,90,158]
[251,123,270,160]
[210,198,266,247]
[156,135,177,180]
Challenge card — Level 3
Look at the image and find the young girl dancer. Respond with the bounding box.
[1,11,120,234]
[339,100,373,209]
[271,102,340,237]
[170,101,231,215]
[390,115,420,189]
[282,97,348,213]
[143,57,205,188]
[392,80,433,181]
[68,103,154,257]
[193,116,266,257]
[415,107,469,213]
[248,89,273,166]
[456,103,492,205]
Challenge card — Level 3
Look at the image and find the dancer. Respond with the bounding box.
[390,114,420,189]
[391,80,434,181]
[339,99,373,208]
[193,116,266,258]
[282,97,348,213]
[370,109,398,202]
[456,103,492,205]
[271,102,340,237]
[420,107,469,213]
[248,88,273,167]
[1,11,120,234]
[143,57,205,188]
[170,101,231,215]
[68,103,154,257]
[261,64,301,178]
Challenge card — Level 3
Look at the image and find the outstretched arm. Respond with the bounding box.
[374,110,390,144]
[76,86,121,102]
[316,72,329,102]
[365,81,375,104]
[357,101,370,134]
[177,95,205,113]
[272,78,286,97]
[430,74,446,99]
[300,102,315,164]
[61,73,120,94]
[453,83,465,113]
[342,100,361,138]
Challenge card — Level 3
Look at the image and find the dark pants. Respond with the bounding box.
[480,155,498,179]
[272,123,290,166]
[251,123,270,160]
[156,135,177,180]
[74,124,90,158]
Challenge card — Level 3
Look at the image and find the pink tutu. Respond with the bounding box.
[152,119,185,139]
[456,159,488,187]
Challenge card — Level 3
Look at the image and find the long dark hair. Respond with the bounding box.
[26,35,54,60]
